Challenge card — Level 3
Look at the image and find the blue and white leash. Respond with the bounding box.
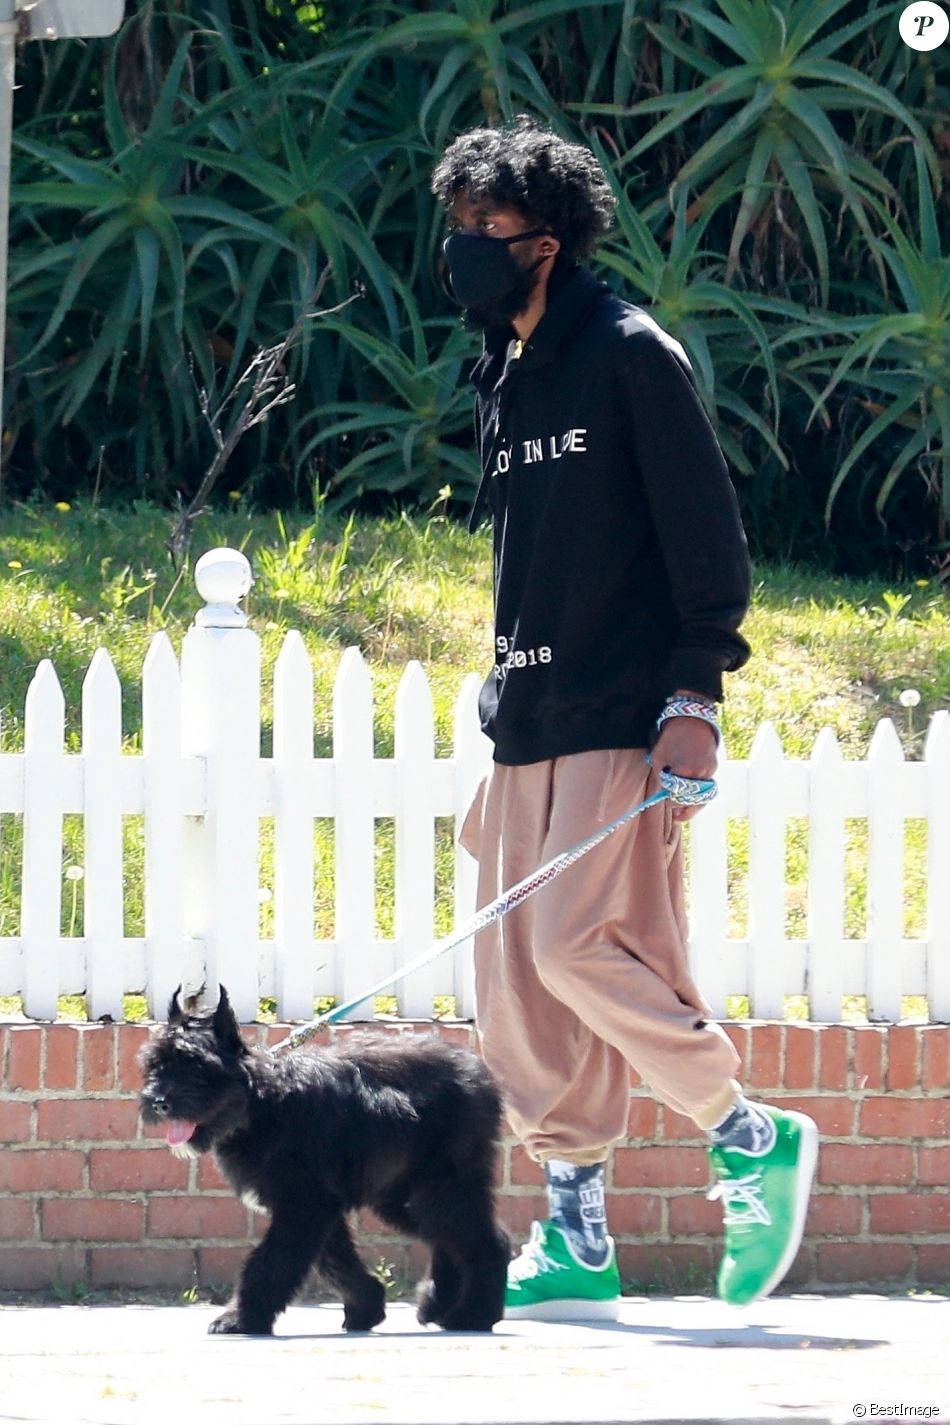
[271,764,716,1054]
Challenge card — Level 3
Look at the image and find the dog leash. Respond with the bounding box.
[270,765,716,1055]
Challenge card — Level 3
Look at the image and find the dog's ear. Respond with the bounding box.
[212,984,244,1054]
[168,986,185,1024]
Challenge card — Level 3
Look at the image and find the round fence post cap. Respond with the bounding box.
[194,548,253,628]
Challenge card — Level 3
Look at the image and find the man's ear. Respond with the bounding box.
[538,235,560,259]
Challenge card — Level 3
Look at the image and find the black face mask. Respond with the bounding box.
[442,227,551,323]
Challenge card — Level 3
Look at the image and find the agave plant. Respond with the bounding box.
[7,34,303,472]
[329,0,606,141]
[3,0,946,575]
[784,145,950,538]
[575,0,939,306]
[842,0,950,202]
[593,137,794,480]
[290,288,480,506]
[6,11,403,489]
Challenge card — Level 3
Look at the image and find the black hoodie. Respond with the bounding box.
[467,261,751,766]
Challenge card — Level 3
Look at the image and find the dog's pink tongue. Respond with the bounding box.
[165,1120,197,1147]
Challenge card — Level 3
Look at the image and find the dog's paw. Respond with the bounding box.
[342,1282,387,1333]
[208,1308,272,1337]
[436,1306,500,1333]
[342,1302,386,1333]
[415,1279,448,1328]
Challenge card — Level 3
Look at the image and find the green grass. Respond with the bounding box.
[2,500,945,758]
[730,570,947,761]
[0,498,947,1023]
[0,499,493,757]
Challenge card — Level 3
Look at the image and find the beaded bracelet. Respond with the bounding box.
[656,695,721,743]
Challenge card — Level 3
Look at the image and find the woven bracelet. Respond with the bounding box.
[656,696,721,743]
[659,767,718,805]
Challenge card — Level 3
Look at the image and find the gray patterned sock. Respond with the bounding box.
[545,1158,610,1266]
[707,1095,776,1154]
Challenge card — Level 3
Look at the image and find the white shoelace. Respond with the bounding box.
[707,1171,772,1228]
[508,1231,570,1283]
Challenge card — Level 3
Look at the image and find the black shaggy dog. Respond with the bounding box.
[139,987,510,1336]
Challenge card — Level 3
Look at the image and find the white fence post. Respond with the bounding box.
[333,648,378,1015]
[143,632,185,1019]
[866,718,905,1021]
[925,710,950,1020]
[394,661,436,1018]
[180,548,260,1020]
[453,674,491,1019]
[688,738,732,1017]
[273,630,315,1021]
[748,722,787,1019]
[82,649,125,1020]
[808,728,846,1021]
[21,661,64,1020]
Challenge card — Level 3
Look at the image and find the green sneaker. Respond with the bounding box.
[504,1220,621,1321]
[708,1105,819,1307]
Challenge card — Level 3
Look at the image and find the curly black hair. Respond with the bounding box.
[431,116,616,264]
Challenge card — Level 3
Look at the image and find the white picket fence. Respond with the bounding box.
[0,548,948,1026]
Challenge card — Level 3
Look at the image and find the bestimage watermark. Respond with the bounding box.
[852,1407,941,1420]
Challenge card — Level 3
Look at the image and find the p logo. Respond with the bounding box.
[900,2,949,49]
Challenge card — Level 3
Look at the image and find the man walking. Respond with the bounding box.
[432,117,817,1320]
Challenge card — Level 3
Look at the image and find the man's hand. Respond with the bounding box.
[651,715,719,823]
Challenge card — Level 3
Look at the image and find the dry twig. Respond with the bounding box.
[166,266,360,568]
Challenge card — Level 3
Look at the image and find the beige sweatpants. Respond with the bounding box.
[459,748,741,1166]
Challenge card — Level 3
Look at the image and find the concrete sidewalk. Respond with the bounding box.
[0,1294,947,1425]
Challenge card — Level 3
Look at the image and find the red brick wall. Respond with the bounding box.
[1,1020,948,1295]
